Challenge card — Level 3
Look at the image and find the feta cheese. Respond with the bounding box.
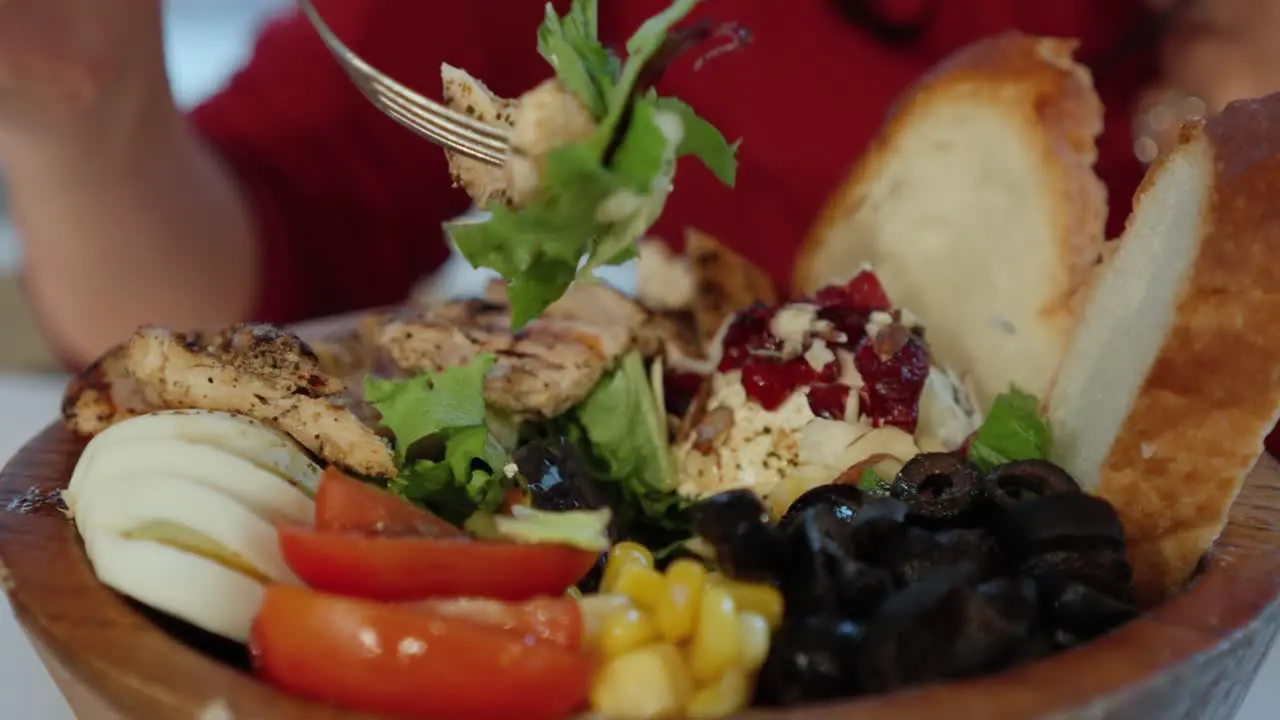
[769,303,818,357]
[915,367,981,453]
[503,463,519,479]
[636,241,695,311]
[676,372,815,498]
[803,338,836,372]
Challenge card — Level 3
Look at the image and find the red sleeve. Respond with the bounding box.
[189,1,559,325]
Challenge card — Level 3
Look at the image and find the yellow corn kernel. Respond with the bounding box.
[577,594,633,649]
[590,644,693,719]
[599,607,659,658]
[688,585,740,683]
[656,558,708,642]
[613,563,666,610]
[716,579,784,630]
[685,668,751,718]
[735,611,771,671]
[601,541,655,593]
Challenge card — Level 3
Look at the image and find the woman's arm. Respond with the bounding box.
[0,0,259,366]
[7,1,554,367]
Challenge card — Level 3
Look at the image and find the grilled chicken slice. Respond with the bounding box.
[63,324,396,477]
[380,283,647,419]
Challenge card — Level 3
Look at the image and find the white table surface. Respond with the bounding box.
[1,372,1279,719]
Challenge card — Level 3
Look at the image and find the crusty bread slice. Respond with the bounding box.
[794,33,1108,410]
[1048,95,1280,601]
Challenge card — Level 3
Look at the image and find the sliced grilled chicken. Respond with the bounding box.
[380,283,647,418]
[63,325,396,477]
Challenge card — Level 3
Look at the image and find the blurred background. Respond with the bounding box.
[0,0,291,373]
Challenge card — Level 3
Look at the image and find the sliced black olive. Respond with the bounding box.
[1021,546,1135,603]
[755,615,866,706]
[995,492,1126,561]
[716,521,786,582]
[876,527,996,587]
[844,496,910,562]
[982,459,1081,510]
[513,439,622,538]
[856,564,974,693]
[942,577,1040,678]
[694,489,770,544]
[1048,582,1140,640]
[777,484,865,540]
[891,453,983,528]
[693,489,784,582]
[933,528,1004,581]
[781,507,892,618]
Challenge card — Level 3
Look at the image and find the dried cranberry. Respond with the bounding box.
[815,270,892,313]
[853,327,929,432]
[815,306,868,350]
[718,303,779,371]
[663,370,705,417]
[808,383,852,419]
[742,356,831,411]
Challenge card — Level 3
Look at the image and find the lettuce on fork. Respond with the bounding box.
[445,0,740,328]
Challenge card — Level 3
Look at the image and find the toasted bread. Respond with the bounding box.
[794,33,1108,410]
[685,228,779,346]
[1048,95,1280,601]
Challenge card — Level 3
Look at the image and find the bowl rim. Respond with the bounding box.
[2,314,1280,719]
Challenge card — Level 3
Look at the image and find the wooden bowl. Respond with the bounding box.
[3,318,1280,719]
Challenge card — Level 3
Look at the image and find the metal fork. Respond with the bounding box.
[296,0,510,165]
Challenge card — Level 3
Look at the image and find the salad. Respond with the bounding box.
[57,2,1142,719]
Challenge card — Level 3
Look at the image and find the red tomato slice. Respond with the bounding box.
[313,466,461,537]
[413,596,582,649]
[278,524,599,601]
[252,585,594,719]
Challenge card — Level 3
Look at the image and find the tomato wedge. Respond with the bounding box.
[314,466,461,537]
[413,596,582,649]
[252,585,594,719]
[278,524,599,601]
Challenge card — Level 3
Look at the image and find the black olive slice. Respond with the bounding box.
[856,564,975,692]
[755,615,866,706]
[716,520,785,583]
[1048,582,1139,640]
[781,508,892,618]
[996,492,1126,560]
[844,497,910,563]
[982,459,1081,510]
[1021,546,1135,603]
[933,528,1004,582]
[891,453,982,527]
[693,489,770,544]
[942,577,1040,678]
[777,484,865,539]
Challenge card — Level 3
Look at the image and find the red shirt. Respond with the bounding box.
[190,0,1154,325]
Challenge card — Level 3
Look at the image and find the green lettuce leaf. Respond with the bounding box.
[966,388,1053,473]
[575,351,690,527]
[445,0,739,328]
[364,355,511,525]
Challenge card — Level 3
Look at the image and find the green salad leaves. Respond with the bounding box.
[966,388,1053,472]
[364,355,513,525]
[575,351,689,527]
[446,0,739,328]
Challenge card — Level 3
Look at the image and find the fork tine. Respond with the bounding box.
[364,74,509,157]
[297,0,510,163]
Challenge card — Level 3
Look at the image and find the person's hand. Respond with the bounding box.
[0,0,169,155]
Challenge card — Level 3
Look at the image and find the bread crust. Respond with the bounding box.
[1097,97,1280,601]
[796,32,1108,308]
